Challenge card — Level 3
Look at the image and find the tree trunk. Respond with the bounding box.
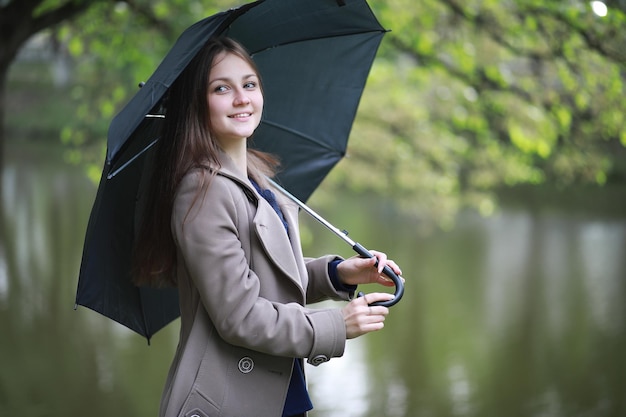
[0,0,93,175]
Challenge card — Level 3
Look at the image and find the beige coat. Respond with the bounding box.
[159,154,351,417]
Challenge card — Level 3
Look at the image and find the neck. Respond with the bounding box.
[219,138,247,176]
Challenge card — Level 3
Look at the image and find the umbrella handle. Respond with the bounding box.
[352,243,404,307]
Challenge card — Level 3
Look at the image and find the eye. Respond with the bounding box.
[213,84,229,93]
[244,81,257,89]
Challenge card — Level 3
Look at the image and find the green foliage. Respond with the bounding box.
[55,0,241,171]
[26,0,626,227]
[323,0,626,226]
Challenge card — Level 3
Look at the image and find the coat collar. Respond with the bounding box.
[213,151,306,294]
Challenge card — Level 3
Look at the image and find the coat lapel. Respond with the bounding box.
[277,198,309,289]
[252,200,304,290]
[215,152,305,292]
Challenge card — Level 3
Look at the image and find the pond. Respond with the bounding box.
[1,142,625,417]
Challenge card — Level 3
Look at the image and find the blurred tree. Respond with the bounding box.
[5,0,626,228]
[0,0,92,172]
[53,0,239,181]
[0,0,235,174]
[330,0,626,227]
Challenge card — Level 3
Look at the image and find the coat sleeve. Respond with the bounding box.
[303,256,354,304]
[172,172,346,362]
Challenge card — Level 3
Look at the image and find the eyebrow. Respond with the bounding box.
[208,74,258,86]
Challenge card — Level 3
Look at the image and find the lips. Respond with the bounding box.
[229,113,252,118]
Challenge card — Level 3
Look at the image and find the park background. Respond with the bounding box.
[1,0,626,416]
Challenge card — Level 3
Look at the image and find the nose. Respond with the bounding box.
[233,89,251,106]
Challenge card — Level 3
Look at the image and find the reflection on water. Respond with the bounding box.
[2,143,625,417]
[308,338,372,416]
[303,188,626,416]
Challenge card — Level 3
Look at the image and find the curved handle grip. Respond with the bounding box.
[352,243,404,307]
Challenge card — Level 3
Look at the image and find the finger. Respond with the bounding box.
[368,305,389,316]
[385,260,403,276]
[380,275,393,283]
[362,307,389,327]
[359,321,386,333]
[365,256,379,269]
[369,250,403,276]
[363,291,395,304]
[352,255,377,270]
[377,274,396,287]
[373,252,388,273]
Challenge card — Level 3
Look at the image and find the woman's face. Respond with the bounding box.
[207,52,263,146]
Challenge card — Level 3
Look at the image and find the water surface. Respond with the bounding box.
[1,143,625,416]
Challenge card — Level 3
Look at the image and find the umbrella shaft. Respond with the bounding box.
[267,178,356,247]
[267,177,404,308]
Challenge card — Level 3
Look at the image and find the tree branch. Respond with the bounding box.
[439,0,626,65]
[30,1,94,35]
[388,35,534,103]
[0,0,92,64]
[520,4,626,64]
[123,0,176,39]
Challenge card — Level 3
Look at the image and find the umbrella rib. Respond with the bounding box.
[107,137,160,179]
[259,119,342,154]
[249,29,387,55]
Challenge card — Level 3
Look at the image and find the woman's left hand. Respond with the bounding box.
[337,250,403,287]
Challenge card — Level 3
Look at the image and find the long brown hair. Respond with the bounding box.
[133,37,278,287]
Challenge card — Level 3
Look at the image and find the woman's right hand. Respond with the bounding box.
[341,292,394,339]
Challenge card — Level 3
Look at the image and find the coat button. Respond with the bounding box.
[309,355,329,366]
[238,356,254,373]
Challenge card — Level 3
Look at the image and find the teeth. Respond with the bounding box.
[230,113,251,118]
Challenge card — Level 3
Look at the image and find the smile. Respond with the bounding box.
[229,113,252,118]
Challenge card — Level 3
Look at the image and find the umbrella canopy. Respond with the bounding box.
[76,0,388,341]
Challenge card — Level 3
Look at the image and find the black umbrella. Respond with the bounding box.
[75,0,403,342]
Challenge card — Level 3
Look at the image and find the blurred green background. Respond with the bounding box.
[1,1,626,416]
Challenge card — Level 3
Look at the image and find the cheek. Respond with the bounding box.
[254,93,264,111]
[207,96,226,118]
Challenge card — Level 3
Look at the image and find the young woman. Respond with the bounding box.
[134,37,402,417]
